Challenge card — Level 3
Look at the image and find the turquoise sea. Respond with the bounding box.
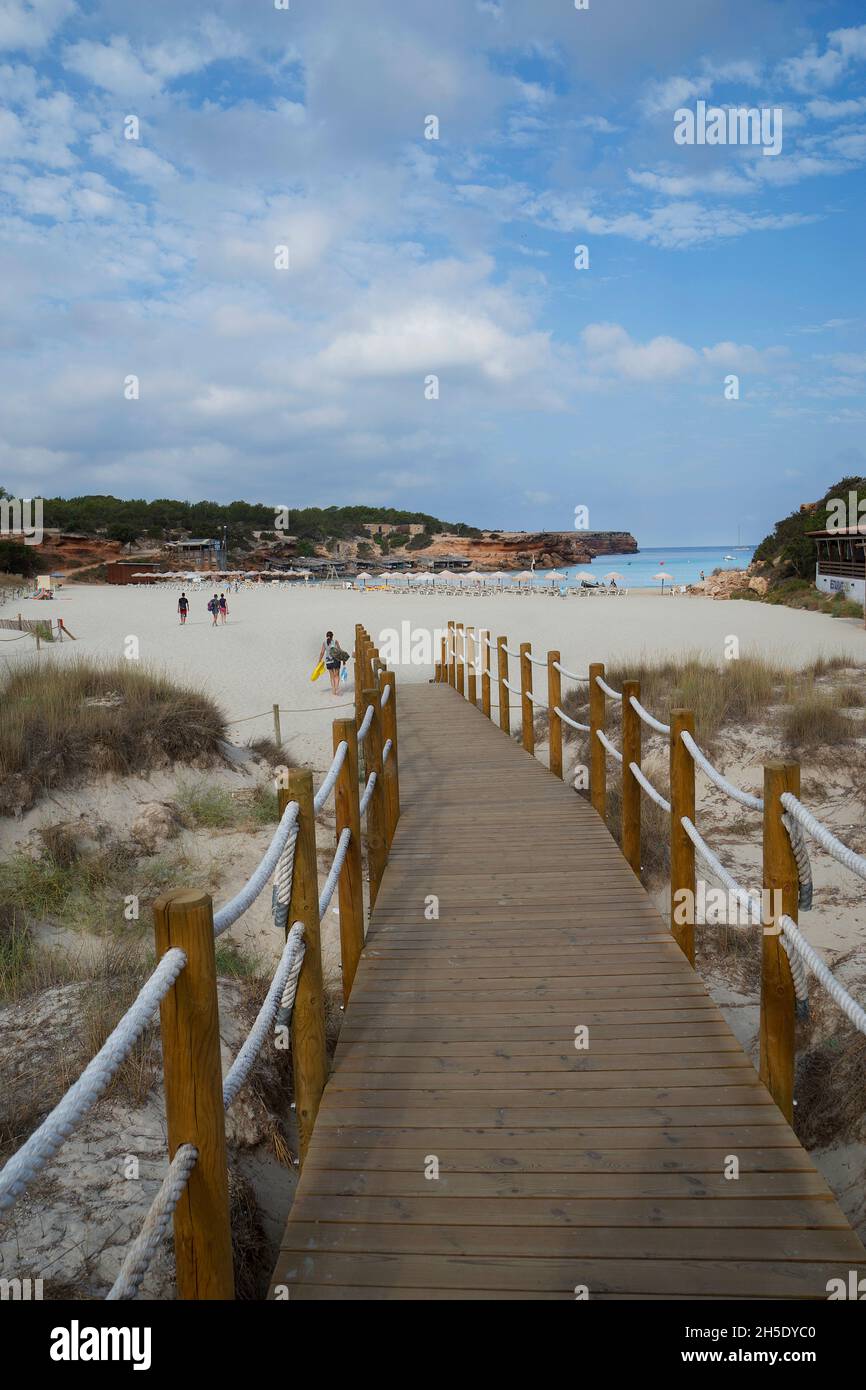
[555,544,756,589]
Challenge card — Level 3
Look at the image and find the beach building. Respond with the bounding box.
[807,525,866,601]
[164,537,225,569]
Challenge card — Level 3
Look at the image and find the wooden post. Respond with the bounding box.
[589,662,606,821]
[447,620,456,687]
[279,772,327,1165]
[440,634,447,681]
[272,704,282,748]
[333,719,364,1002]
[152,889,234,1299]
[481,629,492,719]
[621,680,641,876]
[466,626,477,706]
[548,651,563,779]
[669,709,696,965]
[497,637,510,734]
[379,670,400,844]
[362,689,388,909]
[456,625,465,697]
[520,642,534,755]
[434,661,442,683]
[760,762,799,1123]
[354,624,364,729]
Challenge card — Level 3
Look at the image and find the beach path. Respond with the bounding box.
[270,683,866,1300]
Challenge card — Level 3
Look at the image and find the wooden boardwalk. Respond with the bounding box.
[271,683,866,1300]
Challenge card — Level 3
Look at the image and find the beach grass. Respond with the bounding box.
[0,657,227,815]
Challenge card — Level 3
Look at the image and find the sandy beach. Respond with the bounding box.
[5,583,866,774]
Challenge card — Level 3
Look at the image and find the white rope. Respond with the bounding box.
[215,799,299,937]
[680,817,762,925]
[380,682,391,707]
[782,813,813,911]
[382,738,393,764]
[502,678,518,693]
[680,730,763,812]
[222,924,306,1110]
[359,770,378,816]
[596,675,622,700]
[554,705,590,733]
[779,915,866,1032]
[313,740,347,814]
[0,948,188,1212]
[596,729,622,764]
[503,644,521,657]
[526,652,547,668]
[526,689,545,707]
[357,703,375,741]
[629,695,670,736]
[629,761,671,813]
[319,828,352,919]
[553,661,586,683]
[781,792,866,883]
[485,636,497,651]
[106,1144,199,1301]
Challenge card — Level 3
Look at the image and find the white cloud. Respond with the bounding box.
[780,23,866,93]
[0,0,76,53]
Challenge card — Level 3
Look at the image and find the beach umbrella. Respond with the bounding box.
[515,570,535,580]
[355,571,372,581]
[654,571,673,590]
[575,571,595,584]
[375,572,392,581]
[603,571,624,582]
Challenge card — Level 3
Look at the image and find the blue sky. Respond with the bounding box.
[1,0,865,544]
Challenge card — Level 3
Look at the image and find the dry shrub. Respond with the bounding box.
[0,657,227,814]
[229,1169,272,1301]
[782,691,858,751]
[794,1021,866,1150]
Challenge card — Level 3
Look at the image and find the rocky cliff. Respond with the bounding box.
[412,530,637,570]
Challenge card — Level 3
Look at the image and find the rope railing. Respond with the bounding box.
[629,694,670,736]
[0,946,188,1213]
[555,705,590,733]
[630,760,671,813]
[313,739,347,813]
[553,660,587,682]
[6,622,401,1303]
[595,674,622,700]
[680,729,762,811]
[214,799,299,937]
[437,614,863,1132]
[597,728,623,764]
[781,792,866,883]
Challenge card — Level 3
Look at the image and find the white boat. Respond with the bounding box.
[723,554,735,561]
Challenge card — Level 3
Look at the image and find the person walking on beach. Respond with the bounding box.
[218,592,229,624]
[178,592,189,625]
[320,631,344,696]
[208,594,219,626]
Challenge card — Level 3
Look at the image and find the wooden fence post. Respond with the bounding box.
[447,620,456,687]
[379,670,400,844]
[466,626,477,706]
[279,772,327,1166]
[497,637,510,734]
[456,624,466,697]
[354,624,364,729]
[520,642,534,755]
[547,651,562,779]
[669,709,696,965]
[272,704,282,748]
[362,689,388,909]
[760,762,799,1123]
[589,662,606,821]
[333,719,365,1003]
[621,680,641,876]
[152,889,234,1300]
[440,634,447,681]
[481,630,492,719]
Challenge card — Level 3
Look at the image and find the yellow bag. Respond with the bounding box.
[310,659,325,682]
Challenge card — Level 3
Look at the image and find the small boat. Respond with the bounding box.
[723,554,735,561]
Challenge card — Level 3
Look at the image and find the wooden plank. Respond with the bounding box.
[271,683,866,1302]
